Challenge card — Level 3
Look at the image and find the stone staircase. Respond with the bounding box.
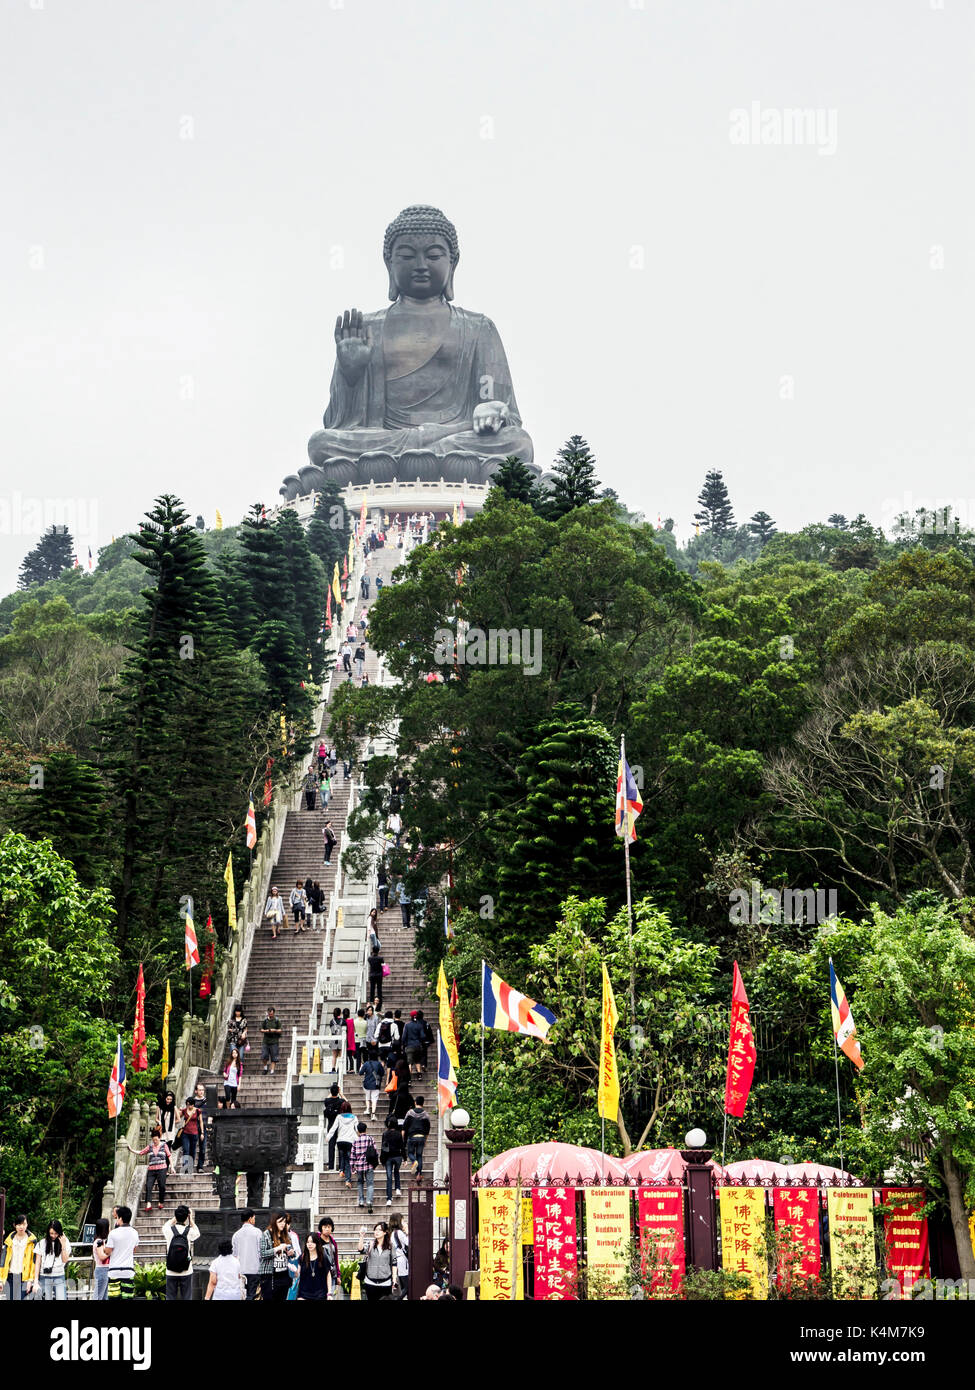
[129,538,442,1268]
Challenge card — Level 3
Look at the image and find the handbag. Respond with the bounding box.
[384,1073,397,1093]
[382,964,391,977]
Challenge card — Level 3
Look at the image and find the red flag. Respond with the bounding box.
[199,916,215,998]
[263,757,273,809]
[450,977,461,1054]
[724,961,756,1118]
[325,586,332,631]
[132,964,148,1071]
[342,553,348,582]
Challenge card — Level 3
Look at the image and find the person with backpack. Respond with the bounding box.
[403,1098,431,1177]
[322,1081,345,1171]
[401,1012,427,1078]
[325,1101,359,1186]
[380,1116,405,1206]
[361,1046,384,1119]
[163,1205,199,1300]
[350,1122,379,1214]
[322,821,337,865]
[368,946,385,1008]
[376,1010,398,1068]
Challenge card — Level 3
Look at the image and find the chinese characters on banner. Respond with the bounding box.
[827,1188,877,1299]
[584,1188,631,1299]
[724,962,757,1117]
[636,1187,685,1294]
[772,1187,821,1289]
[521,1196,533,1246]
[719,1186,768,1299]
[881,1187,929,1294]
[532,1187,578,1300]
[478,1188,524,1301]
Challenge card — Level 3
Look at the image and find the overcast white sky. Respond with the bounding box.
[2,0,972,591]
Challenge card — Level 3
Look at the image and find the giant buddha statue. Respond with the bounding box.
[280,205,536,499]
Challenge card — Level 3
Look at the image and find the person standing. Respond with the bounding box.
[322,821,337,865]
[317,740,328,772]
[290,880,308,934]
[322,1082,344,1171]
[91,1218,110,1301]
[380,1116,404,1206]
[326,1101,359,1187]
[205,1239,242,1301]
[232,1209,263,1301]
[343,1007,357,1072]
[259,1212,293,1303]
[310,880,326,931]
[36,1221,71,1300]
[367,908,381,954]
[351,1123,378,1215]
[318,769,332,811]
[368,946,385,1009]
[226,1006,248,1054]
[317,1217,339,1294]
[356,1222,398,1301]
[376,860,389,911]
[303,765,319,811]
[404,1098,431,1177]
[1,1215,36,1300]
[177,1098,200,1174]
[361,1047,383,1119]
[223,1047,243,1106]
[376,1011,398,1070]
[396,879,411,930]
[163,1205,199,1302]
[105,1207,139,1301]
[156,1090,179,1161]
[296,1232,331,1301]
[193,1082,209,1171]
[261,1007,282,1075]
[389,1213,409,1289]
[353,1008,367,1071]
[326,1007,344,1073]
[354,643,366,681]
[402,1012,426,1079]
[124,1127,170,1211]
[264,885,286,940]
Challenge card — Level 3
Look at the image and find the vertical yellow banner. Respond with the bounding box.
[521,1196,533,1245]
[719,1186,768,1299]
[478,1189,524,1300]
[827,1188,877,1299]
[584,1188,631,1299]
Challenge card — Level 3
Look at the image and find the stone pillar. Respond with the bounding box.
[446,1127,475,1291]
[681,1149,718,1271]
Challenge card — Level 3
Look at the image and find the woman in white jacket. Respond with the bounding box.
[325,1101,360,1188]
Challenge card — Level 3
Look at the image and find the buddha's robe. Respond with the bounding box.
[305,304,533,486]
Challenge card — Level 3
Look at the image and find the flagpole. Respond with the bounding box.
[480,960,486,1169]
[620,736,636,1030]
[721,1110,728,1169]
[832,1033,845,1174]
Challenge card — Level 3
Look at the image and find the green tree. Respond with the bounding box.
[693,470,735,537]
[305,484,350,575]
[0,831,121,1220]
[749,510,777,544]
[544,435,600,519]
[18,526,75,589]
[489,455,540,508]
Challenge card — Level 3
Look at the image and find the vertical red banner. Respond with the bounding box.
[637,1187,685,1294]
[881,1187,929,1294]
[724,962,757,1117]
[531,1187,578,1300]
[772,1187,821,1287]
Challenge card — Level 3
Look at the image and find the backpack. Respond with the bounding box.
[366,1141,380,1169]
[167,1225,191,1274]
[378,1020,393,1045]
[422,1021,434,1046]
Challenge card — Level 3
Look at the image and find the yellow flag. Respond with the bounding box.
[452,501,459,526]
[215,508,224,531]
[331,562,341,604]
[161,979,172,1079]
[597,963,620,1122]
[280,712,287,755]
[224,851,237,932]
[437,962,459,1071]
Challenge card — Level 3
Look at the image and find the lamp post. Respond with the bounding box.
[681,1127,718,1272]
[445,1107,474,1292]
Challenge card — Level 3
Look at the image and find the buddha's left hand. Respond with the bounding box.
[473,401,509,434]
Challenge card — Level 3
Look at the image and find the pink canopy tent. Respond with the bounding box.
[784,1162,859,1185]
[475,1143,629,1186]
[723,1159,791,1183]
[620,1149,725,1183]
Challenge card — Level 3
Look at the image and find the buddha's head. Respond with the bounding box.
[383,205,459,302]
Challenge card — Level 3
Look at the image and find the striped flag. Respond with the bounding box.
[132,964,147,1071]
[443,896,454,942]
[245,798,257,849]
[437,1031,458,1118]
[830,959,864,1070]
[107,1035,126,1118]
[87,547,93,570]
[161,979,172,1079]
[481,962,556,1041]
[185,907,200,970]
[615,747,643,843]
[224,851,237,932]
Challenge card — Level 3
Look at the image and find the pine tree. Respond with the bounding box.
[545,436,600,519]
[748,510,777,543]
[490,455,539,507]
[827,513,849,530]
[18,526,75,588]
[693,470,735,536]
[306,484,350,574]
[274,508,327,681]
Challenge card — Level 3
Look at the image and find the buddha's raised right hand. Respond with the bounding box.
[334,308,372,380]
